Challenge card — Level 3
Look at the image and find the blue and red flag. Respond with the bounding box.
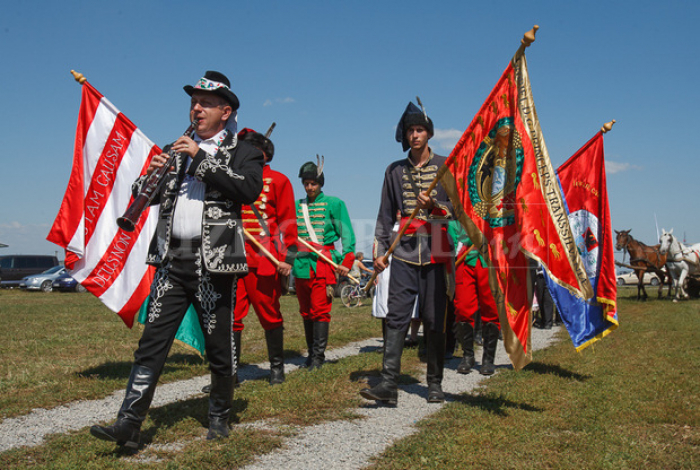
[440,52,593,370]
[544,131,618,350]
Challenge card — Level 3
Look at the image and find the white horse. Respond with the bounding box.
[659,228,700,301]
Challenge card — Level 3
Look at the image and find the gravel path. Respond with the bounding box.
[0,327,561,468]
[240,326,560,470]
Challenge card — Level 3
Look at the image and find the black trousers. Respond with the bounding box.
[534,273,554,327]
[134,245,238,377]
[386,259,448,333]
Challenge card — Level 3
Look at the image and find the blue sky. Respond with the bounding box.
[1,1,698,262]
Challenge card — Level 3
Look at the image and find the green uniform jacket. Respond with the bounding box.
[447,220,486,267]
[293,192,356,279]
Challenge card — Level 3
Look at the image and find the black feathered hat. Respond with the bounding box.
[298,155,325,187]
[184,71,240,111]
[238,128,275,162]
[395,101,434,151]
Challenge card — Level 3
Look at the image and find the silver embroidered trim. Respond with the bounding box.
[148,265,173,323]
[196,256,222,335]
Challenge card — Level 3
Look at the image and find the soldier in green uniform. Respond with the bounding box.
[294,159,355,369]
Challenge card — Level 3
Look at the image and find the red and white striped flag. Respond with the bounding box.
[48,81,160,327]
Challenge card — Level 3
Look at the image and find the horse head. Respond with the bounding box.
[615,229,632,251]
[659,228,674,255]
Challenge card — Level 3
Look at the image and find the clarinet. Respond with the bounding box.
[116,121,197,232]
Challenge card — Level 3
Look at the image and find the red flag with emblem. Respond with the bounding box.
[440,53,592,370]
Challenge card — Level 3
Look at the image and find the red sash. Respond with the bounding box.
[300,240,337,283]
[398,218,452,264]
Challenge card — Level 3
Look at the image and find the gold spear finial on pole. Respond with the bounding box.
[601,119,616,134]
[514,25,539,60]
[70,70,87,85]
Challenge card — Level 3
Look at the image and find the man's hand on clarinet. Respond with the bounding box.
[171,136,199,157]
[146,153,172,176]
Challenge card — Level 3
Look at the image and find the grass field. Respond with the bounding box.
[0,288,698,469]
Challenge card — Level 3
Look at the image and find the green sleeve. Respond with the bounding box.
[327,197,356,267]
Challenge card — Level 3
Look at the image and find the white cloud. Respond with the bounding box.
[606,160,642,174]
[263,97,295,107]
[0,221,24,230]
[432,128,463,151]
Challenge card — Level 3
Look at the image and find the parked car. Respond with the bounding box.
[52,272,87,293]
[19,265,67,292]
[0,254,60,288]
[616,269,660,286]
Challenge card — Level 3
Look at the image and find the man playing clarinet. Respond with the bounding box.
[90,70,263,448]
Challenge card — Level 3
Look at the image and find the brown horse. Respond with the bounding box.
[615,229,670,300]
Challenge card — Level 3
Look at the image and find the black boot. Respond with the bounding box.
[207,374,234,440]
[445,304,456,359]
[360,327,405,405]
[202,330,241,393]
[425,330,446,403]
[480,322,499,376]
[381,319,387,352]
[90,364,158,450]
[303,319,314,367]
[265,326,285,385]
[309,321,329,370]
[456,322,475,374]
[474,310,483,346]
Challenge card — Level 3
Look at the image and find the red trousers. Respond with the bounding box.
[295,274,332,323]
[454,259,499,328]
[233,269,284,332]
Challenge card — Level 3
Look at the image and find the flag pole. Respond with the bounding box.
[513,25,539,61]
[243,228,280,267]
[455,245,476,267]
[362,167,449,292]
[70,70,87,85]
[601,119,616,133]
[363,26,541,293]
[297,237,360,285]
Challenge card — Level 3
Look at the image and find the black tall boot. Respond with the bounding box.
[360,327,406,405]
[309,321,329,370]
[265,326,285,385]
[425,330,446,403]
[474,310,483,346]
[207,374,234,440]
[303,319,314,367]
[381,319,387,352]
[90,364,158,450]
[201,330,241,394]
[456,322,475,374]
[480,322,500,376]
[445,304,456,359]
